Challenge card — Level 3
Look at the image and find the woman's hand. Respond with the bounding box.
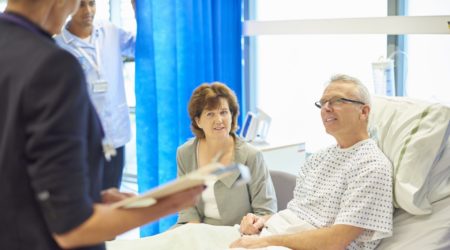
[239,213,268,235]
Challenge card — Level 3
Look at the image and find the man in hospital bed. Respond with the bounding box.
[107,74,394,250]
[231,74,394,250]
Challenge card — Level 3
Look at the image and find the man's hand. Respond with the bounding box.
[239,213,268,235]
[101,188,135,204]
[230,235,270,249]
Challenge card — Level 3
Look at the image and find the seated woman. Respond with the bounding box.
[176,82,277,226]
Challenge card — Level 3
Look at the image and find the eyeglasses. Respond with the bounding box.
[314,97,365,109]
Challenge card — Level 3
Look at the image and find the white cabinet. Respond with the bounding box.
[254,142,306,175]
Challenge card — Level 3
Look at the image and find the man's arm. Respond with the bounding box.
[117,0,137,58]
[231,224,364,250]
[53,185,204,249]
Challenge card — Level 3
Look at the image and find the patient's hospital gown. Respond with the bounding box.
[287,138,393,250]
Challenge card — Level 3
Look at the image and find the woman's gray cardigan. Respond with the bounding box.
[176,137,277,226]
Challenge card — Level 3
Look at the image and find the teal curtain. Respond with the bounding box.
[135,0,243,236]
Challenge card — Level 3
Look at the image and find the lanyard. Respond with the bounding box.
[76,39,102,78]
[63,30,103,78]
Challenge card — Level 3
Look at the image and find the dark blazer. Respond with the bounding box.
[176,137,277,226]
[0,14,105,250]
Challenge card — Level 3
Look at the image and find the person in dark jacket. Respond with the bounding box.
[0,1,203,249]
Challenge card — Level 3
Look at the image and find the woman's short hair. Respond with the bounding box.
[188,82,240,138]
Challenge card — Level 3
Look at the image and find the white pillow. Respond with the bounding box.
[368,96,450,215]
[428,138,450,203]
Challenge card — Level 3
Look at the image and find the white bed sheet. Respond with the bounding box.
[107,197,450,250]
[107,224,240,250]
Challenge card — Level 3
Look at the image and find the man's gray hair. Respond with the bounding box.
[329,74,371,107]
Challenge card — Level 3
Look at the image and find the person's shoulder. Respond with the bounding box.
[27,44,83,95]
[356,139,392,171]
[43,44,80,67]
[177,137,197,154]
[5,23,56,53]
[234,137,266,167]
[235,136,260,155]
[359,139,388,159]
[37,49,84,93]
[19,33,79,71]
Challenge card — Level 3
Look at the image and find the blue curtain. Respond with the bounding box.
[135,0,243,237]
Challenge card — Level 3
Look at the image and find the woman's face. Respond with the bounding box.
[196,97,233,140]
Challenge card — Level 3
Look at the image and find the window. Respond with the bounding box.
[249,0,388,151]
[246,0,449,151]
[405,0,450,105]
[115,0,136,108]
[108,1,137,192]
[95,0,111,21]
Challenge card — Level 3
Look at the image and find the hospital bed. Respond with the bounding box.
[107,96,450,250]
[370,96,450,250]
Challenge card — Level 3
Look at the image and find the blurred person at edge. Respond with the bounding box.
[0,1,204,249]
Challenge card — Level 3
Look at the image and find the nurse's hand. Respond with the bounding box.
[101,188,135,204]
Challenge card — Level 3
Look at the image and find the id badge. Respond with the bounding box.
[92,80,108,93]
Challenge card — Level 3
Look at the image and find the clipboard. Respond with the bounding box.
[111,163,251,209]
